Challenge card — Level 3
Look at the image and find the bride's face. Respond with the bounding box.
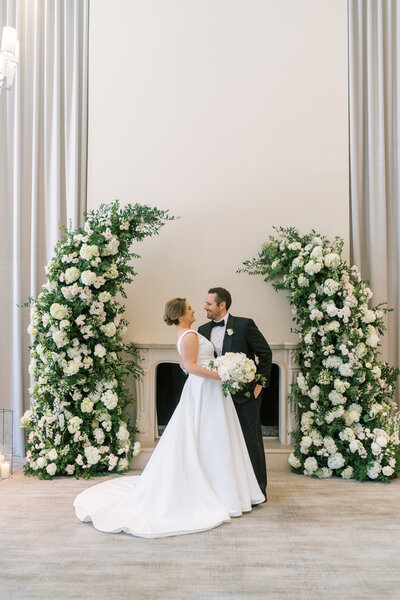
[182,301,195,326]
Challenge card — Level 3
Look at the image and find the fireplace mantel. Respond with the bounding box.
[132,342,299,448]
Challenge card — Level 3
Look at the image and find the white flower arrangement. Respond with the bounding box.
[21,200,172,479]
[209,352,266,398]
[240,227,400,482]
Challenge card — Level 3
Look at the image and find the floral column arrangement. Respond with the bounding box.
[240,227,400,481]
[21,201,172,479]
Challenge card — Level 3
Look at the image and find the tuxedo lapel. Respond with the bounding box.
[201,322,213,341]
[222,314,235,355]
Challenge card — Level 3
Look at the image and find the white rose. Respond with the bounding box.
[46,463,57,476]
[47,448,58,461]
[288,453,302,468]
[382,466,394,477]
[36,456,47,468]
[20,410,33,428]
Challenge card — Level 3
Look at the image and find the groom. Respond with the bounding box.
[198,287,272,501]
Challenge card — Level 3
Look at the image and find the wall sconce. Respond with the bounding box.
[0,26,19,95]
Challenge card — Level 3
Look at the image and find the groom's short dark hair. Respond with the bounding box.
[208,287,232,310]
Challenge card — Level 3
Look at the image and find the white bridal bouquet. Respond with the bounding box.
[209,352,266,397]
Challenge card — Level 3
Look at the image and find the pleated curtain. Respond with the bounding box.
[348,0,400,402]
[0,0,89,455]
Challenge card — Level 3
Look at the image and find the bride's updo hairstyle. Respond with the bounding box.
[164,298,187,326]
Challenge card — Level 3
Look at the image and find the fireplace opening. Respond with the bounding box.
[260,363,279,437]
[156,362,280,438]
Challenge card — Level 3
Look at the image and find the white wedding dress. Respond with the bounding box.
[73,330,265,538]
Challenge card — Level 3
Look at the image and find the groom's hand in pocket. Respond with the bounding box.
[254,384,263,399]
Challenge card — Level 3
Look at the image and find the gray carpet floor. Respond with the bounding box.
[1,469,400,600]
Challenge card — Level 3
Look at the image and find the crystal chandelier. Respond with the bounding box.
[0,26,19,95]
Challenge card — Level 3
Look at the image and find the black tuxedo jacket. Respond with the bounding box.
[198,314,272,404]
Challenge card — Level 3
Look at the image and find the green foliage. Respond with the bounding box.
[21,200,173,479]
[240,227,400,482]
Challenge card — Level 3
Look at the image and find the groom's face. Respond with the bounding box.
[204,293,226,321]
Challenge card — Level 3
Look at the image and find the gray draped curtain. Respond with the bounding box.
[0,0,89,455]
[348,0,400,403]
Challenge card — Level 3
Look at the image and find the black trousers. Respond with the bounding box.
[234,392,267,494]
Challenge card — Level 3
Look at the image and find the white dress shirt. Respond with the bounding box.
[210,314,229,356]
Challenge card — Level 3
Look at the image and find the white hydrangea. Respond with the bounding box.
[341,466,354,479]
[316,467,333,479]
[297,373,308,393]
[84,446,101,465]
[325,301,338,317]
[100,322,117,337]
[81,398,94,413]
[67,416,83,434]
[64,267,80,284]
[50,303,69,320]
[323,279,340,296]
[305,260,323,276]
[361,310,376,324]
[366,326,380,348]
[116,423,130,442]
[102,389,118,410]
[324,356,343,369]
[308,386,320,401]
[300,436,313,454]
[327,453,345,470]
[324,253,341,269]
[98,291,112,302]
[80,270,97,286]
[327,321,340,332]
[118,457,130,471]
[339,363,353,377]
[367,461,382,479]
[304,456,318,473]
[80,244,99,261]
[93,428,105,445]
[328,390,345,406]
[36,456,47,468]
[298,274,309,287]
[52,330,68,348]
[310,309,323,321]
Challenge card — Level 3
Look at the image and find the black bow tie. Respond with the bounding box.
[211,320,225,328]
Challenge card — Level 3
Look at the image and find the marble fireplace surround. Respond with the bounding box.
[133,342,299,448]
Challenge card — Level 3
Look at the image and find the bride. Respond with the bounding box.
[73,298,265,538]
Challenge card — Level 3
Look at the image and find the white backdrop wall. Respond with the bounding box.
[88,0,349,346]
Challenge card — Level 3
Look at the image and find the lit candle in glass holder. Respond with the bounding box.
[1,462,10,479]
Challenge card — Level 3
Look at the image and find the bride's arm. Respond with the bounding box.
[180,332,221,380]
